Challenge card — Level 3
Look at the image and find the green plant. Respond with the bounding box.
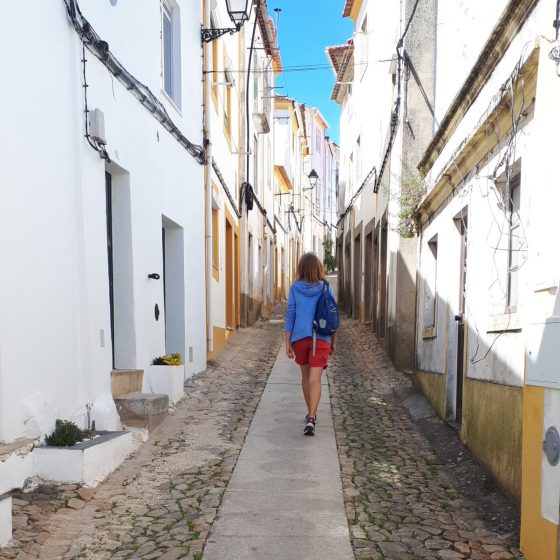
[322,237,337,273]
[45,419,90,447]
[396,163,426,238]
[152,352,184,366]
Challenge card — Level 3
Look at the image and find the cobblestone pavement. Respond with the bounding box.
[328,318,524,560]
[0,308,284,560]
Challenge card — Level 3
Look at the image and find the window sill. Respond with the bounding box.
[487,312,521,333]
[422,326,437,339]
[161,89,182,116]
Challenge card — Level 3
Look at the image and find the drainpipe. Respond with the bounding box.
[203,0,213,353]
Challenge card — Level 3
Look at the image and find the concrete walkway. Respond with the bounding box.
[203,347,354,560]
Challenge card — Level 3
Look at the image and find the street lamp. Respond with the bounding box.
[304,169,319,191]
[202,0,253,43]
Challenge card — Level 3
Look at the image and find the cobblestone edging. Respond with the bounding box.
[0,309,284,560]
[328,318,524,560]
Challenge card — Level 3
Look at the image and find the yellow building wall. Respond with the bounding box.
[461,380,523,500]
[520,386,559,560]
[414,370,446,418]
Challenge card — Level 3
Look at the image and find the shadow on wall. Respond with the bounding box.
[336,229,417,372]
[415,277,524,504]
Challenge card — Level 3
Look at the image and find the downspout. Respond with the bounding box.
[203,0,214,353]
[241,3,259,326]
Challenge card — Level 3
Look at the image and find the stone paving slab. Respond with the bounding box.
[217,491,347,516]
[237,436,338,463]
[203,535,354,560]
[203,347,353,560]
[211,511,350,537]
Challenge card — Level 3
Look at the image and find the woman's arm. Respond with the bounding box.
[285,286,295,358]
[330,332,338,355]
[285,331,294,358]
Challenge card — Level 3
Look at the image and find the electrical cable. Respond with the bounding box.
[81,40,110,161]
[212,160,241,218]
[63,0,206,165]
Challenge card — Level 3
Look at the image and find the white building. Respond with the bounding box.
[329,0,428,370]
[411,1,560,557]
[0,0,207,532]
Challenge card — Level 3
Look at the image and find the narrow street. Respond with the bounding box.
[0,309,522,560]
[329,319,523,560]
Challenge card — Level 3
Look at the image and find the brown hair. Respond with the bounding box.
[297,253,325,284]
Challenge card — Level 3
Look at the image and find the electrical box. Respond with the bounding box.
[526,317,560,388]
[88,108,106,145]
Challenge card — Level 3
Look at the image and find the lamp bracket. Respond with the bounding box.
[202,25,241,43]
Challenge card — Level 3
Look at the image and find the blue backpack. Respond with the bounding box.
[313,281,340,336]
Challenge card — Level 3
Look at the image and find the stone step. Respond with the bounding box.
[0,494,12,547]
[113,393,168,431]
[111,369,144,397]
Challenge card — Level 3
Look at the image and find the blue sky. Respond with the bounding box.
[273,0,353,144]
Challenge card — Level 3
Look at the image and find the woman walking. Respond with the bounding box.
[284,253,338,436]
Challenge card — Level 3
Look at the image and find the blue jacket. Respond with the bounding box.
[285,280,336,344]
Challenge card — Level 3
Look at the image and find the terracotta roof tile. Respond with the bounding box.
[343,0,354,17]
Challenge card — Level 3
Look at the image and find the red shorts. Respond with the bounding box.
[292,337,331,368]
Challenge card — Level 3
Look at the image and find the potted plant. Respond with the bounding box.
[35,420,133,487]
[147,353,185,405]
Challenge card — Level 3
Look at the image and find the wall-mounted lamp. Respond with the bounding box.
[304,169,319,191]
[202,0,253,43]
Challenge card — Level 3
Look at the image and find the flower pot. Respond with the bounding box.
[35,431,133,487]
[147,365,185,405]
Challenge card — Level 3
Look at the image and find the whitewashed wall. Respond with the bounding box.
[337,0,401,317]
[416,0,558,392]
[0,0,206,443]
[434,0,510,125]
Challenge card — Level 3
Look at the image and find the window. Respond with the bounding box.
[422,236,438,336]
[161,0,181,107]
[223,51,234,136]
[224,84,232,132]
[507,176,521,311]
[315,129,322,153]
[212,208,219,281]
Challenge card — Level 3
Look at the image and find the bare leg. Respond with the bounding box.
[300,364,311,411]
[308,367,323,419]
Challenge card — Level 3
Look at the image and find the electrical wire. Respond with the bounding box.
[63,0,206,165]
[81,40,109,161]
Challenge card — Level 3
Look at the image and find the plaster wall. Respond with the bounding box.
[434,0,510,125]
[208,1,244,336]
[415,111,533,387]
[0,0,205,443]
[337,0,401,316]
[427,1,549,187]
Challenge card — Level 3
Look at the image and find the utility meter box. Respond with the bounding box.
[88,108,106,145]
[526,317,560,388]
